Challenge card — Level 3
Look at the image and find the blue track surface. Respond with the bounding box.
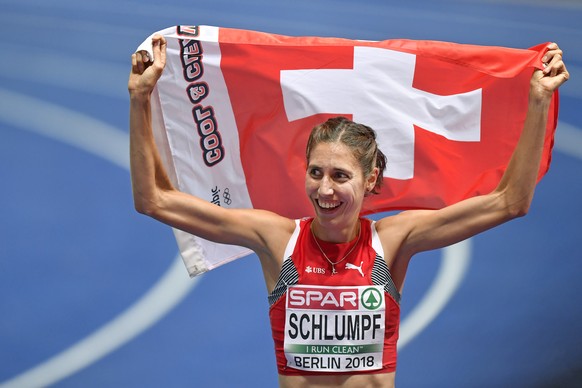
[1,0,581,387]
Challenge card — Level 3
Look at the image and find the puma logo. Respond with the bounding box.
[345,261,365,277]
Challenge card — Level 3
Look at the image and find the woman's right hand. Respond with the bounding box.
[128,35,167,97]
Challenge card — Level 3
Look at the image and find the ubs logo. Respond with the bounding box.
[305,265,326,275]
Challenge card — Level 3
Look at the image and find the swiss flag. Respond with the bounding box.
[217,28,557,216]
[140,26,558,275]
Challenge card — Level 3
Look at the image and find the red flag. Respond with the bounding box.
[137,26,558,276]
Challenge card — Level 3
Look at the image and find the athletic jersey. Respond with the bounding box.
[268,217,401,376]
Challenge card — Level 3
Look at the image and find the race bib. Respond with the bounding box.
[284,285,385,372]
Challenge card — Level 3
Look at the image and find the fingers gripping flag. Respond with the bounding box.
[136,25,559,276]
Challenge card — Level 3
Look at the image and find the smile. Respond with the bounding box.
[317,199,341,210]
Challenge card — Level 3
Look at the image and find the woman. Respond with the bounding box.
[129,35,568,388]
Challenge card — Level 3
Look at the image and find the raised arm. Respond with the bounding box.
[128,35,172,215]
[379,43,569,259]
[128,35,295,260]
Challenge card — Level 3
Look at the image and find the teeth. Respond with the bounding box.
[318,200,340,209]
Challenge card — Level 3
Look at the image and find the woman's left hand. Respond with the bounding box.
[531,43,569,100]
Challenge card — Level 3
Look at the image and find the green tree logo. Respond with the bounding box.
[361,288,383,310]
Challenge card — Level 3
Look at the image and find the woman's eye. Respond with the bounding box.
[334,172,349,181]
[309,168,322,178]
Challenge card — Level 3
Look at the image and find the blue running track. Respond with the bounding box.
[1,0,581,387]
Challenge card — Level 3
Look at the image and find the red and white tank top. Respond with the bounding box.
[268,217,401,376]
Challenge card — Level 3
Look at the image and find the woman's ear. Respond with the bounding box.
[366,167,379,193]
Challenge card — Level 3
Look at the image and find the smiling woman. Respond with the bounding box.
[305,117,386,243]
[128,34,568,388]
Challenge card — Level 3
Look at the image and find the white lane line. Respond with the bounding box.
[0,255,198,388]
[398,120,582,349]
[555,121,582,160]
[0,88,200,388]
[399,240,472,349]
[0,89,128,168]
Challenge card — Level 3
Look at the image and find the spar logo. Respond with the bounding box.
[360,287,383,310]
[287,287,359,311]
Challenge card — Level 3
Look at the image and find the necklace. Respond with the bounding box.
[310,221,361,275]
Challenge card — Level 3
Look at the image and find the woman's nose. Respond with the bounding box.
[318,176,334,196]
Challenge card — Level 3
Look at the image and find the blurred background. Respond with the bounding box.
[0,0,580,387]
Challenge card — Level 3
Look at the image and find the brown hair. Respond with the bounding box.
[305,116,387,194]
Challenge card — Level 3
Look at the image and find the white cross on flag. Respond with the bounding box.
[137,25,559,276]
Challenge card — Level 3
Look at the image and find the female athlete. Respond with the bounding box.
[129,35,568,388]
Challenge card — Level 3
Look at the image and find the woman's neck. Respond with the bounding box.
[311,217,361,243]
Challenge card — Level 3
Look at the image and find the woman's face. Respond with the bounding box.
[306,141,376,234]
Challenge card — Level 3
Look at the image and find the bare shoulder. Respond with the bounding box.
[374,211,418,260]
[373,211,433,288]
[235,208,297,252]
[374,210,429,245]
[248,210,297,291]
[258,209,297,238]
